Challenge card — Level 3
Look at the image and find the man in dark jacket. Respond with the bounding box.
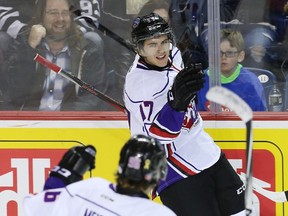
[1,0,109,111]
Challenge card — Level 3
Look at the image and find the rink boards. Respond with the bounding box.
[0,114,287,216]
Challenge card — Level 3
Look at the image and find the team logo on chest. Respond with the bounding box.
[182,101,199,131]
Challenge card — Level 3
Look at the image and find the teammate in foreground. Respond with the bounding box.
[124,13,246,216]
[23,135,176,216]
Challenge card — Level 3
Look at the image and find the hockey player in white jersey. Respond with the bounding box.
[23,135,176,216]
[124,13,246,216]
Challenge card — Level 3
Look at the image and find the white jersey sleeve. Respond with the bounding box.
[23,177,176,216]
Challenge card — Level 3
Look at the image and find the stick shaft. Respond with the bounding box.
[206,86,254,213]
[98,23,134,52]
[245,120,253,214]
[34,54,125,112]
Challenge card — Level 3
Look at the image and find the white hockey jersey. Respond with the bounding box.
[124,47,221,194]
[23,177,176,216]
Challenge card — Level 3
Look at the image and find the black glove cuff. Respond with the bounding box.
[49,166,83,185]
[168,90,196,111]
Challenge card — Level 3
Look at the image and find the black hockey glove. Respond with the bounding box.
[168,63,205,111]
[49,145,96,185]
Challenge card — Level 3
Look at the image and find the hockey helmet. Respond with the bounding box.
[118,134,167,184]
[131,12,174,48]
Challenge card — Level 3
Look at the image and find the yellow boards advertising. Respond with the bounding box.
[218,140,280,216]
[0,119,287,216]
[205,120,288,216]
[0,120,130,216]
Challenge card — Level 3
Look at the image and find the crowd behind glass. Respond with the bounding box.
[0,0,288,112]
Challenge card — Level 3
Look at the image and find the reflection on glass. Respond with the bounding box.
[0,0,288,112]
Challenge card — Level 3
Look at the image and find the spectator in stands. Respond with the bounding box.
[0,0,101,38]
[242,25,277,70]
[0,0,104,67]
[232,0,286,82]
[0,0,35,39]
[0,1,36,106]
[197,28,267,111]
[98,0,136,104]
[169,0,237,70]
[0,31,13,108]
[268,0,288,42]
[1,0,109,111]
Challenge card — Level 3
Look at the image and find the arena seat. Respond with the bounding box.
[245,67,277,103]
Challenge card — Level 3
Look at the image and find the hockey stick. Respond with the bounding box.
[75,15,135,52]
[206,86,253,215]
[238,174,288,203]
[71,9,135,53]
[34,54,126,112]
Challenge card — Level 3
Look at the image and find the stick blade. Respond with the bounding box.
[206,86,253,123]
[239,173,288,203]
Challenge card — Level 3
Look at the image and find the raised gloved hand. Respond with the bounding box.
[44,145,96,189]
[168,63,205,111]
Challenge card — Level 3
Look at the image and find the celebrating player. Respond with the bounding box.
[124,13,246,216]
[23,135,176,216]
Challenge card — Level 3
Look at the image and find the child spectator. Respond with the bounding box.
[197,28,267,111]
